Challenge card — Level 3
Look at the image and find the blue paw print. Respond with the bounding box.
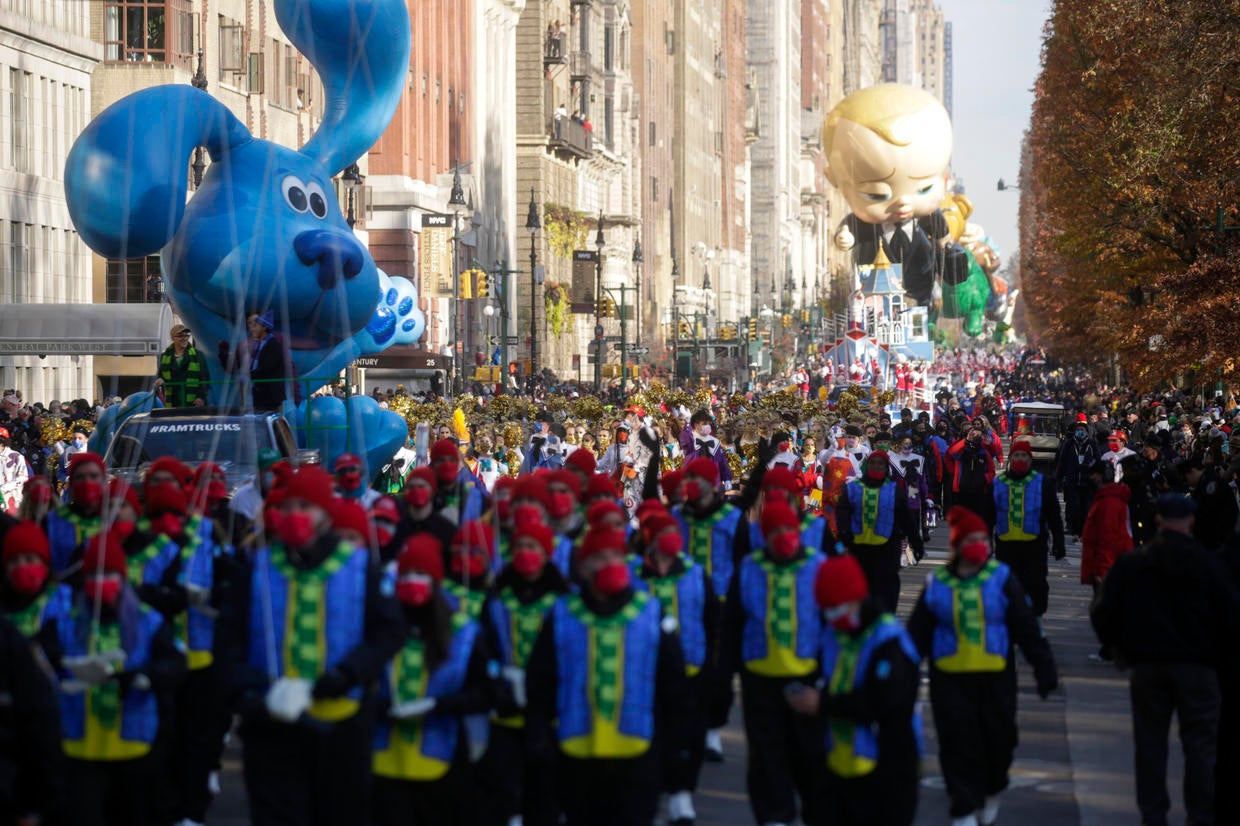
[361,270,426,352]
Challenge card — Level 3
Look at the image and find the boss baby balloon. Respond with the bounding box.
[824,84,953,307]
[64,0,422,403]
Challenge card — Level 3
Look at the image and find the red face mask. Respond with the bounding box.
[374,521,396,548]
[1009,458,1032,476]
[682,480,705,502]
[617,431,629,444]
[72,480,103,511]
[85,576,122,609]
[277,511,317,548]
[112,519,136,542]
[450,550,488,580]
[206,480,228,504]
[396,577,433,607]
[8,562,48,596]
[1108,440,1121,453]
[654,532,683,557]
[150,513,185,538]
[406,486,432,509]
[25,483,51,508]
[769,531,800,561]
[548,492,575,521]
[496,498,512,524]
[512,548,545,577]
[513,504,544,529]
[434,462,459,486]
[593,561,631,595]
[337,470,363,492]
[864,466,886,482]
[959,540,990,565]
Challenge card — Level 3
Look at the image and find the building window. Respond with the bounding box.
[649,120,656,147]
[8,223,27,304]
[651,176,658,203]
[106,256,163,303]
[9,69,30,174]
[604,24,614,72]
[104,0,193,68]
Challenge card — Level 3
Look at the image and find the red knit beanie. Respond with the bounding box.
[762,466,801,499]
[513,475,551,509]
[578,527,627,560]
[760,500,801,538]
[397,534,444,581]
[947,506,988,547]
[144,481,188,516]
[405,466,438,494]
[565,449,598,476]
[586,500,625,525]
[493,476,517,497]
[283,465,338,513]
[452,521,495,558]
[660,469,685,501]
[108,478,140,513]
[513,523,554,556]
[634,498,667,525]
[1010,437,1033,456]
[641,511,679,544]
[685,457,720,488]
[430,439,459,462]
[814,553,869,608]
[68,451,106,479]
[81,532,127,578]
[549,469,583,499]
[145,456,193,488]
[332,500,370,537]
[585,473,618,502]
[2,521,50,565]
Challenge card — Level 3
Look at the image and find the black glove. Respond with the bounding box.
[312,668,352,699]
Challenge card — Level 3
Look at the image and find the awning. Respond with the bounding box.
[0,303,171,357]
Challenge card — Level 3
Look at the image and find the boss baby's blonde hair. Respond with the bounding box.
[822,83,949,151]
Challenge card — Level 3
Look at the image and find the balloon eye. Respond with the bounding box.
[282,176,309,212]
[306,182,329,219]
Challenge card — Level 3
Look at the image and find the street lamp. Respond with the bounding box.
[593,211,605,393]
[632,235,643,351]
[525,188,541,395]
[997,177,1020,191]
[342,163,365,228]
[190,49,208,188]
[447,161,469,395]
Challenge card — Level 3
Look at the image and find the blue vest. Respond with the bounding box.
[845,481,897,545]
[819,614,920,778]
[632,557,708,675]
[993,472,1043,541]
[750,514,829,556]
[372,618,478,781]
[174,514,218,669]
[738,551,824,677]
[247,542,369,721]
[59,598,164,760]
[923,559,1010,673]
[674,504,743,598]
[552,591,660,759]
[47,507,101,575]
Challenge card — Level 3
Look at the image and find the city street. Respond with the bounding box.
[208,528,1167,826]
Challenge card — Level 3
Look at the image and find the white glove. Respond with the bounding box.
[64,655,116,686]
[390,697,437,719]
[185,584,211,608]
[265,678,313,723]
[129,673,152,692]
[502,666,527,709]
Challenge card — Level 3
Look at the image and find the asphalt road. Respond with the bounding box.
[208,527,1159,826]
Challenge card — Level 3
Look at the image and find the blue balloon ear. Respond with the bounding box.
[65,86,250,259]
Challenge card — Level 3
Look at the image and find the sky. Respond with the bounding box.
[937,0,1053,264]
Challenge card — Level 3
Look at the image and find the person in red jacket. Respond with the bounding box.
[1081,479,1133,663]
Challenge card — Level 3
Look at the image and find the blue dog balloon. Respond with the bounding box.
[65,0,419,472]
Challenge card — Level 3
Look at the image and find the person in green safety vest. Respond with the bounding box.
[991,437,1065,617]
[214,464,404,826]
[478,521,570,826]
[371,534,493,826]
[723,499,827,826]
[525,526,692,826]
[788,552,921,826]
[154,323,211,408]
[906,506,1058,826]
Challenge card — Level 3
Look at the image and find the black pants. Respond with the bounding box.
[240,708,376,826]
[952,489,993,528]
[852,543,901,613]
[371,763,470,826]
[63,756,156,826]
[821,765,918,826]
[475,723,558,826]
[740,672,826,826]
[994,537,1049,616]
[167,665,229,822]
[930,669,1018,818]
[556,752,659,826]
[662,672,707,792]
[1130,662,1220,826]
[1064,484,1092,536]
[1216,666,1240,824]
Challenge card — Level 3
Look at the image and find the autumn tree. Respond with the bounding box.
[1022,0,1240,386]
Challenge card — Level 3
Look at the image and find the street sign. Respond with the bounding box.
[594,324,604,338]
[488,335,499,345]
[504,336,519,345]
[613,343,650,355]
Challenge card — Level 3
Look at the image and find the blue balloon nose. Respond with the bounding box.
[293,228,365,290]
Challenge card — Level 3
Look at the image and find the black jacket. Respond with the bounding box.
[0,614,62,822]
[1091,529,1240,666]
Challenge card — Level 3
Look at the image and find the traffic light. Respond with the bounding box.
[677,319,691,340]
[458,269,473,299]
[781,313,792,329]
[801,309,810,324]
[475,270,489,298]
[720,323,735,341]
[748,318,758,339]
[604,297,617,318]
